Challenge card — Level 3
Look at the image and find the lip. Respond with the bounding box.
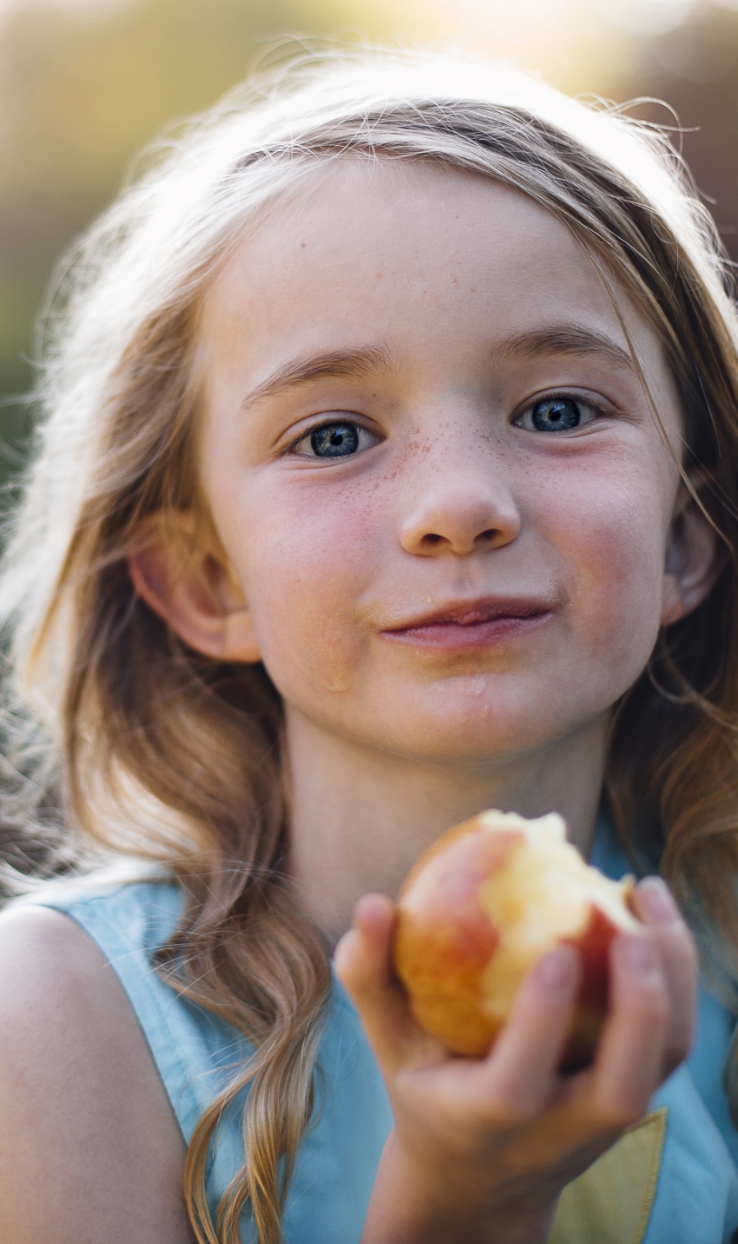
[380,596,555,650]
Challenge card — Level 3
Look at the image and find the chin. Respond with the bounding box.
[379,693,561,763]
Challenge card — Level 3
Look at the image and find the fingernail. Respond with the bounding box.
[535,946,576,991]
[640,878,678,925]
[621,935,656,974]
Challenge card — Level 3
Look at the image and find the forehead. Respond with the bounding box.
[198,157,675,417]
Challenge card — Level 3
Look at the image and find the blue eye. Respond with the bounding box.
[293,420,380,459]
[531,398,580,432]
[310,423,359,457]
[516,397,599,434]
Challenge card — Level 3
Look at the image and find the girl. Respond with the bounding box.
[0,48,733,1244]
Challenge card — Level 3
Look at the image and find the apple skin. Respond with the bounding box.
[393,811,637,1071]
[559,903,625,1071]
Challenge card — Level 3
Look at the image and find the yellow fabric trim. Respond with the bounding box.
[548,1107,667,1244]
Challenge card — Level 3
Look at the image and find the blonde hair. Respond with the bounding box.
[3,47,738,1244]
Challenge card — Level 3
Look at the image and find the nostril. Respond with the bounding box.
[422,533,443,546]
[479,529,495,541]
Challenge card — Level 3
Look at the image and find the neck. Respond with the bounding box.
[286,709,609,948]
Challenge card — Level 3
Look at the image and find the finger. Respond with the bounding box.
[590,931,669,1124]
[334,894,397,991]
[334,895,443,1072]
[477,945,580,1120]
[631,878,697,1075]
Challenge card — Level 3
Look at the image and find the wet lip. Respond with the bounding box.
[381,597,554,648]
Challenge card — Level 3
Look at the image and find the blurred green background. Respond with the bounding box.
[1,0,737,490]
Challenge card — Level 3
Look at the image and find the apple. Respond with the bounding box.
[393,810,638,1071]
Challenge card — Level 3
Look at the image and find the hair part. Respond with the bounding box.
[3,48,738,1243]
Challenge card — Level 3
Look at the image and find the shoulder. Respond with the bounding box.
[0,902,195,1244]
[0,902,123,1045]
[0,895,96,965]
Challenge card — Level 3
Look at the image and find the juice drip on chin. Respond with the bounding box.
[321,670,353,692]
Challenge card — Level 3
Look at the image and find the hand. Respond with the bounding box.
[334,876,696,1244]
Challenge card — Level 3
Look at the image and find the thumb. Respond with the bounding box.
[335,894,440,1072]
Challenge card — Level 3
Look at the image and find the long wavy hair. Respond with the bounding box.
[3,48,738,1244]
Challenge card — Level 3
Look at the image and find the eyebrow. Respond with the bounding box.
[493,326,636,372]
[237,325,635,414]
[238,345,395,414]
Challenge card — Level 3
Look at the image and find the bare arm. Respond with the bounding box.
[0,905,195,1244]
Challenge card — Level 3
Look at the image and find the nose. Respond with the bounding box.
[399,463,521,557]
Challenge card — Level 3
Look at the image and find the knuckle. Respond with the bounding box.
[480,1092,532,1131]
[590,1100,644,1134]
[664,1036,693,1072]
[643,995,670,1026]
[668,922,699,967]
[630,981,669,1027]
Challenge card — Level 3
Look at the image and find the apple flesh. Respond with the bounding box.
[393,810,638,1071]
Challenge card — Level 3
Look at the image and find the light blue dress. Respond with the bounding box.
[17,818,738,1243]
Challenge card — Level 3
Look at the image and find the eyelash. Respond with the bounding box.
[289,418,380,460]
[287,392,608,461]
[513,394,606,433]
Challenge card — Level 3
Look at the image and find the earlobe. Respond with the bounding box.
[127,514,262,663]
[661,485,728,627]
[221,609,262,662]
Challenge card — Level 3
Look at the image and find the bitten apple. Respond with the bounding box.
[393,810,639,1070]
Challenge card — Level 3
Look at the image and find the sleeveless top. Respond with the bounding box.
[14,819,738,1244]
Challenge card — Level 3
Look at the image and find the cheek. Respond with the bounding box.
[544,463,671,677]
[218,474,378,697]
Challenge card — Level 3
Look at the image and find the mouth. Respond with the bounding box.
[381,596,554,650]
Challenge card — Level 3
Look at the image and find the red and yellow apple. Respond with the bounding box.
[393,810,638,1071]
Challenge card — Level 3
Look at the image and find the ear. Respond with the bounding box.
[127,511,261,662]
[661,479,728,626]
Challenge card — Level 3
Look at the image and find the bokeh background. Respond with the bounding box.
[1,0,737,494]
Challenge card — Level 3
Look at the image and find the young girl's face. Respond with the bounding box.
[192,159,691,770]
